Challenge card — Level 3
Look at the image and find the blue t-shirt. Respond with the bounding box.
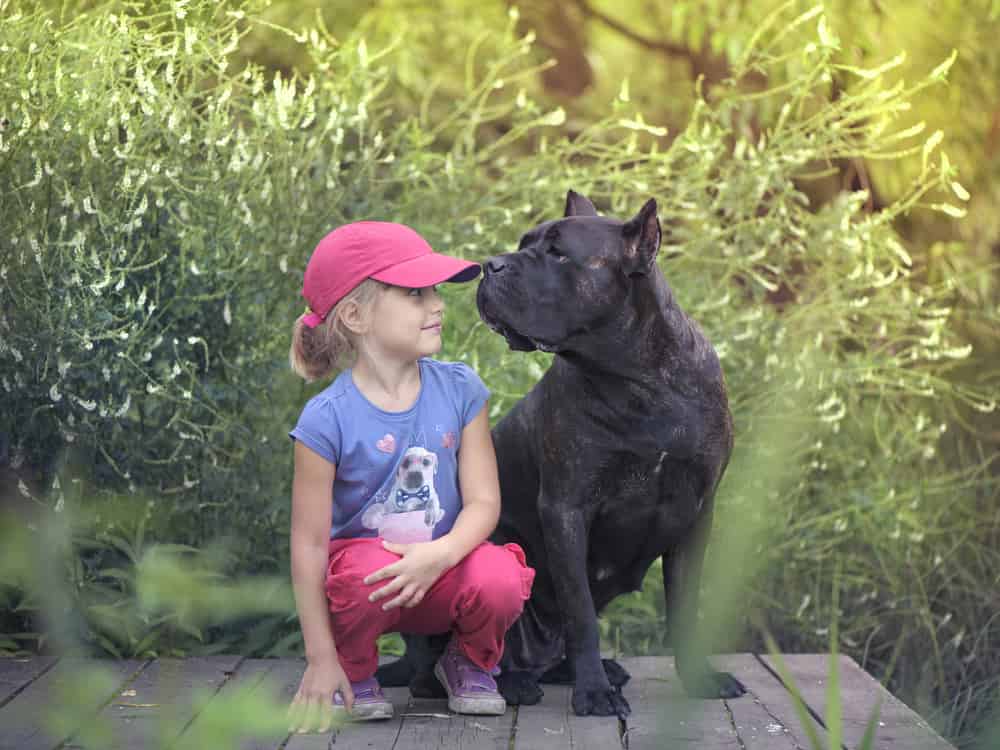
[289,358,490,543]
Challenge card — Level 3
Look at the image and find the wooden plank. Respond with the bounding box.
[285,686,409,750]
[566,689,625,749]
[759,653,956,750]
[714,654,825,750]
[0,657,145,750]
[0,657,59,706]
[84,655,243,750]
[508,684,572,750]
[619,656,737,750]
[390,694,515,750]
[176,657,305,750]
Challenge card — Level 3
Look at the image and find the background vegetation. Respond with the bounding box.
[1,0,998,747]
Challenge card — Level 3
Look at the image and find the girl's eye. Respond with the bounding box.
[407,285,439,297]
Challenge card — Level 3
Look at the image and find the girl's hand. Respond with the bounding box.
[287,654,352,733]
[363,539,453,610]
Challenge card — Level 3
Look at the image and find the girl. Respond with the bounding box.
[285,221,534,733]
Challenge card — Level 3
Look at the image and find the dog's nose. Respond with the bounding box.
[485,257,507,275]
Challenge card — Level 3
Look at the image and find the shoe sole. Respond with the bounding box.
[332,702,394,721]
[433,661,507,715]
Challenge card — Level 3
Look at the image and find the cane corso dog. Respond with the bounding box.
[377,191,745,717]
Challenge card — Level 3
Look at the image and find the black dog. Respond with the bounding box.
[378,191,745,717]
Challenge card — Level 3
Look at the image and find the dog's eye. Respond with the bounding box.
[423,458,431,466]
[547,246,568,262]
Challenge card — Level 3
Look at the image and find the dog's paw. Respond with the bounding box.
[681,669,747,699]
[571,682,631,718]
[601,658,631,690]
[498,671,544,705]
[540,658,631,689]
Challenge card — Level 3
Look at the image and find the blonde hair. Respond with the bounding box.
[289,279,385,382]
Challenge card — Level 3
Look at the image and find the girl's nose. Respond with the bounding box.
[428,287,444,311]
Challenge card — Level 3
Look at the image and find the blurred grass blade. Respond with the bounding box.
[858,698,884,750]
[762,629,827,750]
[827,570,842,750]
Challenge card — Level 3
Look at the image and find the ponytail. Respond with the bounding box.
[288,278,385,382]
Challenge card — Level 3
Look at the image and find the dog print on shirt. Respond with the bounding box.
[361,446,445,543]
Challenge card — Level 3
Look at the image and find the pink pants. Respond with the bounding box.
[325,537,535,682]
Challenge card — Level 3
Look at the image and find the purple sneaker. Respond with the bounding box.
[332,676,393,721]
[433,643,507,715]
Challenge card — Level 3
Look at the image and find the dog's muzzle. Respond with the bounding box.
[477,258,538,352]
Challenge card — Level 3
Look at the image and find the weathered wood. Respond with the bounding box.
[620,656,738,750]
[287,686,409,750]
[84,655,243,750]
[759,653,955,750]
[391,695,515,750]
[176,657,305,750]
[0,656,58,706]
[508,685,573,750]
[714,654,826,750]
[565,685,625,750]
[0,657,146,750]
[0,655,961,749]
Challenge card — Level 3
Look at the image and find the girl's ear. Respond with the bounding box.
[339,300,367,335]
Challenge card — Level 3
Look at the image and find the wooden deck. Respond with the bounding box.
[0,654,955,749]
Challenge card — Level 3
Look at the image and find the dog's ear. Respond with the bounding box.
[622,198,661,277]
[564,190,599,217]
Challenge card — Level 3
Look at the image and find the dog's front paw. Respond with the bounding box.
[571,681,631,718]
[681,669,746,699]
[601,658,631,690]
[497,671,544,705]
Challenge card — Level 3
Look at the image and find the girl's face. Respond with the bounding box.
[361,284,445,362]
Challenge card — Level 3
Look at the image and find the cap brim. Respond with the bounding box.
[371,252,481,288]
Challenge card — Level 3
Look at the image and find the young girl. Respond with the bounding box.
[285,221,534,733]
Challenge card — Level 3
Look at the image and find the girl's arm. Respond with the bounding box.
[364,402,501,609]
[288,441,354,731]
[438,401,501,566]
[290,440,338,662]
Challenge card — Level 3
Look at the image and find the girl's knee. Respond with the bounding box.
[462,543,534,614]
[325,538,402,619]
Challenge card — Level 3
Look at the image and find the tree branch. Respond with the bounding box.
[569,0,696,61]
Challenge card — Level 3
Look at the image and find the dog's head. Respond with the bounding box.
[396,446,438,490]
[476,190,662,353]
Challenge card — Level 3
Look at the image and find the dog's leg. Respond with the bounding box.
[375,633,448,698]
[540,658,631,690]
[540,503,630,718]
[663,506,746,699]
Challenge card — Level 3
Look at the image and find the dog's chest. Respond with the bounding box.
[590,451,701,543]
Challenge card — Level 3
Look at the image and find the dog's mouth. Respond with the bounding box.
[477,281,538,352]
[484,319,538,352]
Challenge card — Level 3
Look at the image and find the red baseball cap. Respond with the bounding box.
[300,221,481,327]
